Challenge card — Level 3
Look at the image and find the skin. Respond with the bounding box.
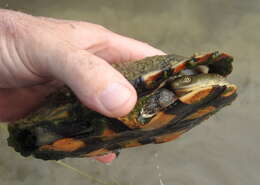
[0,9,165,163]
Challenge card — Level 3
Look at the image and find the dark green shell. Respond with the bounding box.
[7,51,237,160]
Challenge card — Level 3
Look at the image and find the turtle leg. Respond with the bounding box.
[137,88,177,124]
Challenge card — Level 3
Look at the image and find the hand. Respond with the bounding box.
[0,9,165,163]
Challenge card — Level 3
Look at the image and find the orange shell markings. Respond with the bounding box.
[179,87,212,104]
[101,128,116,137]
[221,85,237,97]
[84,148,110,157]
[119,112,176,130]
[173,62,185,73]
[190,53,213,64]
[142,70,163,88]
[39,138,85,152]
[118,116,139,129]
[184,106,216,120]
[154,129,187,144]
[142,112,176,130]
[120,139,142,148]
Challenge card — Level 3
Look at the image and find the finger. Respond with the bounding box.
[12,15,137,118]
[47,47,137,118]
[92,153,117,163]
[92,33,166,63]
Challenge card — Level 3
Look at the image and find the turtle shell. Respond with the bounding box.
[7,51,237,160]
[114,51,233,96]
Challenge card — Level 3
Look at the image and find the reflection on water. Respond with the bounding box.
[0,0,260,185]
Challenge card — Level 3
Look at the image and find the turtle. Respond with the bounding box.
[7,51,237,160]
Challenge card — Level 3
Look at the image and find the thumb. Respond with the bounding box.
[46,48,137,118]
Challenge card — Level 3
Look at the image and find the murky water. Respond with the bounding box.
[0,0,260,184]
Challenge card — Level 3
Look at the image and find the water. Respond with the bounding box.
[0,0,260,185]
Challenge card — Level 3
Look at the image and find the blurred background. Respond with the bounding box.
[0,0,259,184]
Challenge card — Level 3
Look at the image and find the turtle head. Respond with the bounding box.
[170,74,233,95]
[169,73,237,105]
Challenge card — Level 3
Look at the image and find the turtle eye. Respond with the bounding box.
[175,76,192,86]
[170,76,193,90]
[182,76,192,84]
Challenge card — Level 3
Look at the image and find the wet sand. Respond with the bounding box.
[0,0,259,184]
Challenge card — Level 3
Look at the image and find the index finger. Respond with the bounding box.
[92,32,166,63]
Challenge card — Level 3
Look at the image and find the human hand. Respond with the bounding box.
[0,9,165,163]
